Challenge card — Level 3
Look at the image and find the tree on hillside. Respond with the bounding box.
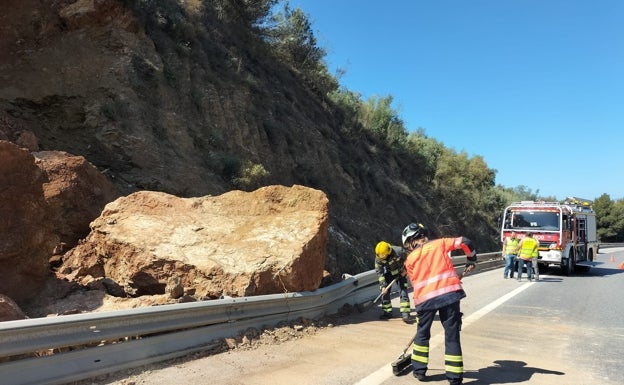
[328,87,362,126]
[428,148,500,245]
[212,0,278,28]
[404,129,444,183]
[358,95,407,145]
[265,3,338,95]
[594,194,624,242]
[433,150,496,207]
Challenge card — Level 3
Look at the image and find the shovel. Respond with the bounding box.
[357,276,399,312]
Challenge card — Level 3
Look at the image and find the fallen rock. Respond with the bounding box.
[34,150,121,247]
[0,141,56,303]
[0,294,28,322]
[60,185,329,298]
[0,141,120,307]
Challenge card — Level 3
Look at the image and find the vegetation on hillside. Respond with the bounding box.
[594,194,624,242]
[119,0,623,255]
[264,1,624,242]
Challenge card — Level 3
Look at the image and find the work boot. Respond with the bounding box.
[448,379,462,385]
[413,371,427,381]
[379,312,392,320]
[402,314,414,324]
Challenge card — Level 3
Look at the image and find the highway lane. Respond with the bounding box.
[98,248,624,385]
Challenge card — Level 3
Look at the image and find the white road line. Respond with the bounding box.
[354,282,534,385]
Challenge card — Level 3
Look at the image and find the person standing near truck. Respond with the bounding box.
[531,237,540,281]
[516,232,538,282]
[502,231,519,279]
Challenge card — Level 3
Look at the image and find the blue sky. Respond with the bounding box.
[287,0,624,201]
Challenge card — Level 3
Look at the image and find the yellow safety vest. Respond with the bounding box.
[504,237,519,255]
[519,238,538,260]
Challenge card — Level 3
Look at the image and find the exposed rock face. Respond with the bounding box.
[0,141,119,305]
[0,0,453,280]
[0,0,500,301]
[60,185,329,298]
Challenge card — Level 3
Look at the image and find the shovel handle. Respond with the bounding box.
[373,276,399,303]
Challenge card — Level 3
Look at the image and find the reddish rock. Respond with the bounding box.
[34,150,120,247]
[0,141,119,307]
[0,141,56,303]
[61,185,329,299]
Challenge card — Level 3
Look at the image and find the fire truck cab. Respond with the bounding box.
[500,197,599,275]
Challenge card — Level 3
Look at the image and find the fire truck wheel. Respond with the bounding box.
[563,250,576,276]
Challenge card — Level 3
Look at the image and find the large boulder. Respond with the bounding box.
[0,141,119,306]
[60,185,329,298]
[0,141,56,303]
[34,150,121,248]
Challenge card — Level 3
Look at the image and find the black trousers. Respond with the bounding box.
[412,300,463,383]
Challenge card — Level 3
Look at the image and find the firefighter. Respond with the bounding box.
[502,231,519,279]
[402,222,477,385]
[515,232,538,282]
[374,241,413,323]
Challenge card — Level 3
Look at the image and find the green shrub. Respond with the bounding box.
[232,160,270,190]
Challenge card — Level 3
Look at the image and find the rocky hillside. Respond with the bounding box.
[0,0,499,280]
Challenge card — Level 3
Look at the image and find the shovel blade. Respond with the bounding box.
[391,354,411,376]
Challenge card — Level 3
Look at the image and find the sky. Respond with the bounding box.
[287,0,624,201]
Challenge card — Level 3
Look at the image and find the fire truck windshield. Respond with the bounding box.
[504,210,560,231]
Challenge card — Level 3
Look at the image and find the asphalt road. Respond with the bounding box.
[97,248,624,385]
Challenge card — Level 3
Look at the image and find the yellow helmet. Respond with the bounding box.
[375,241,392,259]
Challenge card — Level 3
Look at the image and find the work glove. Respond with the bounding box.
[461,260,477,279]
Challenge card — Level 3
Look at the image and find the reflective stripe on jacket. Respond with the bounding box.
[405,237,467,306]
[375,246,406,282]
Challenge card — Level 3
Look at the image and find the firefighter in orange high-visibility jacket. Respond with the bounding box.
[402,222,477,385]
[374,241,413,323]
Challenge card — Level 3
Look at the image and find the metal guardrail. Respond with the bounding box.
[0,252,502,385]
[598,243,624,249]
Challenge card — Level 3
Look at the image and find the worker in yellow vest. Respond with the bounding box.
[515,232,538,282]
[502,232,519,279]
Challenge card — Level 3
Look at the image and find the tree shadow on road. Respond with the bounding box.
[462,360,564,384]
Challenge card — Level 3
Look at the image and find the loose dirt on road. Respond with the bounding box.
[70,304,366,385]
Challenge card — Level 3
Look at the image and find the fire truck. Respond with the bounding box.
[500,197,599,275]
